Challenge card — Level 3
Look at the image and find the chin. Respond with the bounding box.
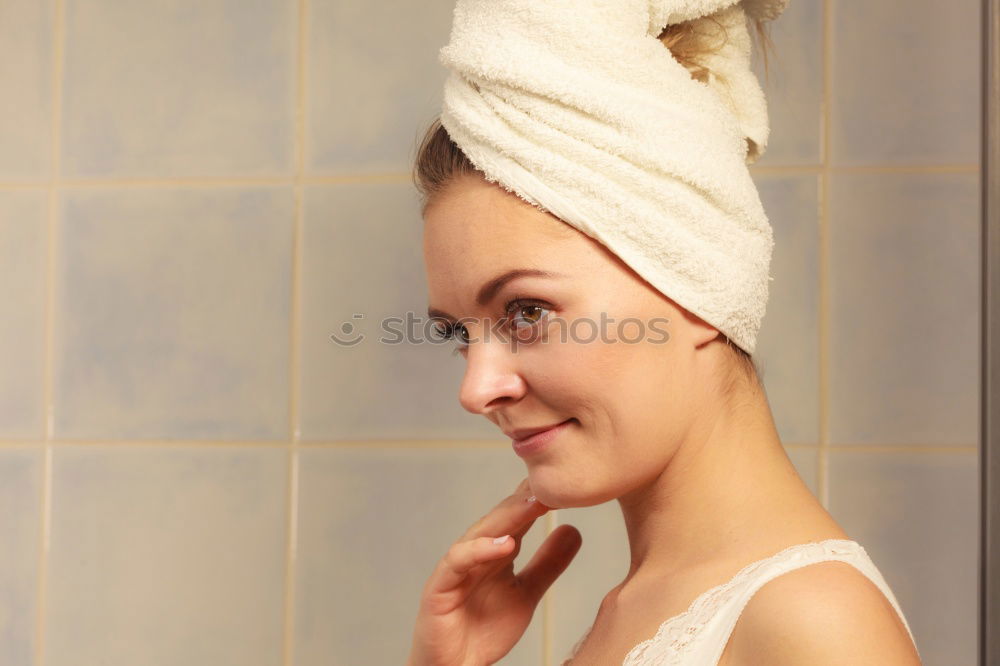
[524,471,609,511]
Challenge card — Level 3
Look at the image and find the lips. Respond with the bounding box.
[504,419,573,442]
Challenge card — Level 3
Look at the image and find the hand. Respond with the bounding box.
[406,477,582,666]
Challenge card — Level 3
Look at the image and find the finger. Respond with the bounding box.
[455,493,551,585]
[425,534,518,606]
[463,477,530,534]
[461,480,548,543]
[476,500,550,577]
[515,524,582,603]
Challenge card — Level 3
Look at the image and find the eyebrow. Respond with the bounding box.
[427,268,566,322]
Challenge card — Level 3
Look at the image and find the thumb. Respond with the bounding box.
[515,524,582,603]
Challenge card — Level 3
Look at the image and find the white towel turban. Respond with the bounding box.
[436,0,790,354]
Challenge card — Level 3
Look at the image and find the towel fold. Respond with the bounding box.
[437,0,789,354]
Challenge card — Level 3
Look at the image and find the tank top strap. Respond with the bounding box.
[683,538,920,665]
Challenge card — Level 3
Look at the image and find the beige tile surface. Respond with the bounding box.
[749,0,823,166]
[0,448,42,666]
[54,187,294,440]
[827,172,980,446]
[306,0,456,174]
[60,0,296,178]
[0,191,48,439]
[0,0,52,181]
[45,445,288,666]
[830,0,980,165]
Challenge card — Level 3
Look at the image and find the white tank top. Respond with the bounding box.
[560,539,920,665]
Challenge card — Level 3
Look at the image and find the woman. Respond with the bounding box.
[406,1,923,664]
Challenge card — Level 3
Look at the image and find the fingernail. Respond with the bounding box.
[525,495,536,503]
[493,535,510,545]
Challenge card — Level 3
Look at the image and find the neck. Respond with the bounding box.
[614,382,846,588]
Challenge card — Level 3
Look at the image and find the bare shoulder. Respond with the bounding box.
[725,560,922,665]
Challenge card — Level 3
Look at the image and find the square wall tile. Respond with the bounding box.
[0,192,48,439]
[753,174,820,444]
[830,0,980,165]
[295,445,546,666]
[298,183,498,441]
[0,448,42,666]
[0,0,52,181]
[827,172,979,446]
[828,450,978,666]
[61,0,296,178]
[54,187,293,440]
[46,445,288,666]
[750,0,823,166]
[306,0,456,173]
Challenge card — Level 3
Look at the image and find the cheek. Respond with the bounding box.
[519,318,686,424]
[510,328,607,415]
[543,329,657,408]
[591,329,690,434]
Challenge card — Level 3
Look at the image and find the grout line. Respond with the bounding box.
[817,0,832,509]
[0,164,980,192]
[36,0,65,664]
[282,0,308,664]
[3,439,292,447]
[276,441,982,452]
[0,174,412,189]
[0,440,980,453]
[0,183,51,190]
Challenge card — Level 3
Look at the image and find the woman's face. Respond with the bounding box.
[423,174,719,508]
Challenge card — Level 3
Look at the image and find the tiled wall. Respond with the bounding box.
[0,0,980,664]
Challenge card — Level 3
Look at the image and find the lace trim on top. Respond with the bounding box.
[561,538,863,666]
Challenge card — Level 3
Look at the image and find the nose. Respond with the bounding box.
[457,339,527,415]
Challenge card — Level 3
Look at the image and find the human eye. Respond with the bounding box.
[430,319,470,356]
[503,295,552,335]
[429,295,553,357]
